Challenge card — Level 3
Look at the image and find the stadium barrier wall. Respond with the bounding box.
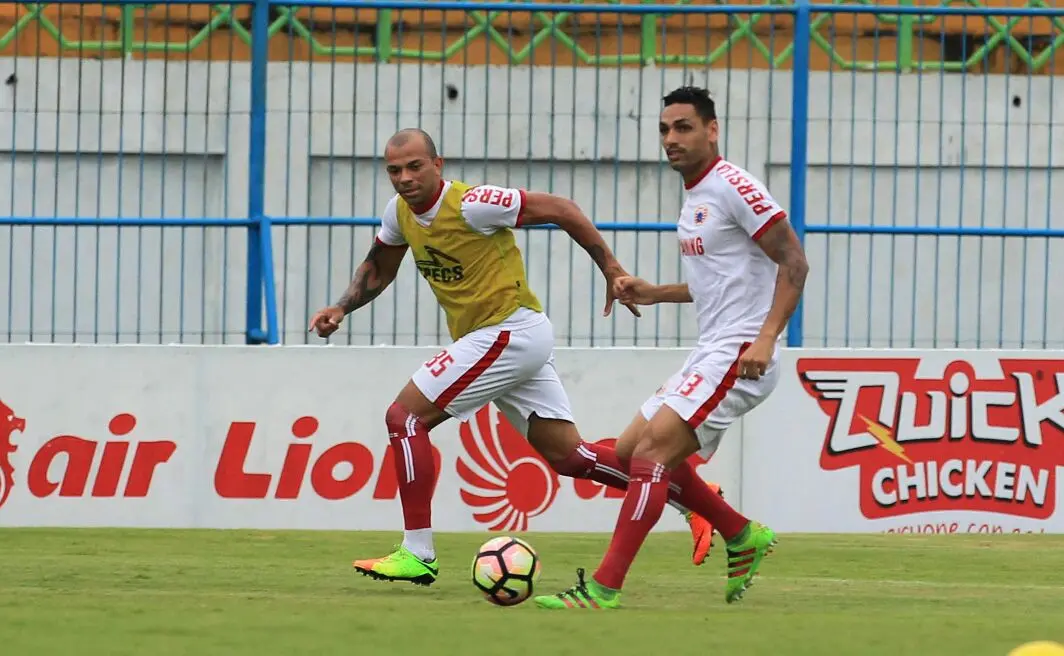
[1,344,1060,534]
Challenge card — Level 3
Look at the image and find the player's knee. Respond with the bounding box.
[526,414,581,463]
[526,416,594,478]
[385,401,422,432]
[631,426,663,462]
[632,418,690,468]
[614,415,647,463]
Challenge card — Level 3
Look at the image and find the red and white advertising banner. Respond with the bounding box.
[0,344,738,533]
[743,350,1064,535]
[0,345,1060,534]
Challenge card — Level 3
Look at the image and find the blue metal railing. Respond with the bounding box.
[248,0,275,345]
[1,0,1062,348]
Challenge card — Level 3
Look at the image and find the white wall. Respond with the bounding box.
[0,58,1062,347]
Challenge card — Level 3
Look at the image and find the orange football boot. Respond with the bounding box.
[686,482,723,566]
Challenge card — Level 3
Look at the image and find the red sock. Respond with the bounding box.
[385,402,436,530]
[670,462,749,540]
[553,440,631,490]
[593,458,670,590]
[555,442,717,521]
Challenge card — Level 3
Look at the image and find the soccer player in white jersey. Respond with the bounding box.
[535,86,809,610]
[309,128,730,587]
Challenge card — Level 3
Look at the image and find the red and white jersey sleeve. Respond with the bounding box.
[715,161,787,241]
[460,184,526,235]
[376,195,406,246]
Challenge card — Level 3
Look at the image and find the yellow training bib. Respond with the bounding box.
[395,181,543,341]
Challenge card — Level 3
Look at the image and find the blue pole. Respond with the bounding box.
[787,0,811,348]
[246,0,270,344]
[260,216,280,344]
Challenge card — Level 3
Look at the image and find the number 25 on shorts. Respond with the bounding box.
[425,350,455,378]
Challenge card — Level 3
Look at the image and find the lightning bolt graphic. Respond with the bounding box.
[856,414,913,464]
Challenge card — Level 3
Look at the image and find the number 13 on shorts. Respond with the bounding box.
[677,373,704,397]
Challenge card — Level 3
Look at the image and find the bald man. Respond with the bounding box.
[309,128,726,586]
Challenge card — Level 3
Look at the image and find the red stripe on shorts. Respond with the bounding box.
[686,341,752,429]
[433,330,512,410]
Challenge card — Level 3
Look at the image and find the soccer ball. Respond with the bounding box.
[471,536,542,606]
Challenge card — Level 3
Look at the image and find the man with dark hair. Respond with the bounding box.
[535,86,808,610]
[663,85,719,122]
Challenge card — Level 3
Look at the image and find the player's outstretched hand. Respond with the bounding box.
[611,275,656,308]
[604,274,643,318]
[738,335,774,380]
[308,305,346,338]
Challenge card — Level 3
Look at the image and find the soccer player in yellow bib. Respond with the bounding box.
[310,128,725,586]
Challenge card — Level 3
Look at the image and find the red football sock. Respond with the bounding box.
[593,458,670,590]
[670,461,749,540]
[555,441,702,515]
[558,442,745,539]
[385,403,436,531]
[553,440,630,489]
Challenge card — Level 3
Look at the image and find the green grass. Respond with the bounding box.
[1,529,1063,655]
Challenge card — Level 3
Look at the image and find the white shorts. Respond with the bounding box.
[411,309,574,436]
[640,339,780,458]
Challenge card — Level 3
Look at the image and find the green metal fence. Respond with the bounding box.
[1,0,1061,72]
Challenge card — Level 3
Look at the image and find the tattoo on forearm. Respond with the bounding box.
[763,229,808,291]
[336,242,387,313]
[785,254,808,288]
[755,226,809,337]
[780,244,808,289]
[583,243,611,272]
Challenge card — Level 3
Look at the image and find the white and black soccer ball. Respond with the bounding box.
[471,536,542,606]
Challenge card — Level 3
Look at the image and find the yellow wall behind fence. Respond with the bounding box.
[0,1,1059,73]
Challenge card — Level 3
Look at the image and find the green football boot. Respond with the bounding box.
[352,545,439,587]
[533,568,621,610]
[724,521,778,603]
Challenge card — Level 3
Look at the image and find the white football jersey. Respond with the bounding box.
[676,157,787,346]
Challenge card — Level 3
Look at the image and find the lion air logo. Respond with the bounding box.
[0,398,26,509]
[798,357,1064,520]
[457,405,560,531]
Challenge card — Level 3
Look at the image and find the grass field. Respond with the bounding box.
[2,529,1063,655]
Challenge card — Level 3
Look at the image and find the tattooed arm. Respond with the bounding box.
[518,191,640,317]
[753,219,809,340]
[309,239,407,337]
[336,239,408,313]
